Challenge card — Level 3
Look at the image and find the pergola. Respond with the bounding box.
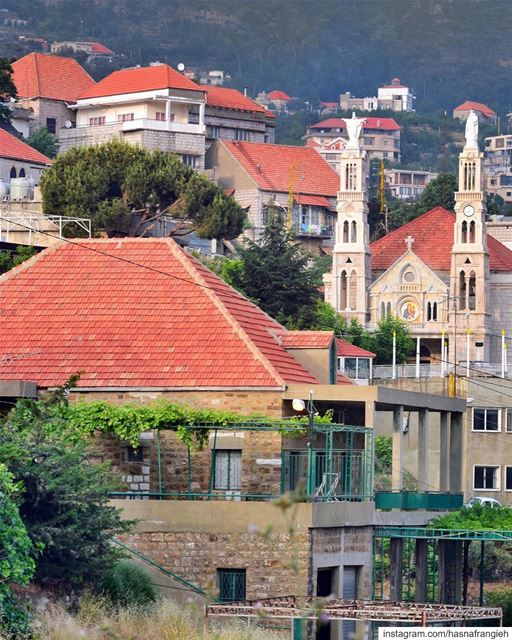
[207,595,502,625]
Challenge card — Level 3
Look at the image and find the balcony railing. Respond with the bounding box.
[122,118,205,135]
[0,211,91,242]
[375,491,463,511]
[293,222,333,238]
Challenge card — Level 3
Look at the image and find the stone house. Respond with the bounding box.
[206,139,339,253]
[0,235,470,626]
[305,116,401,163]
[0,128,51,186]
[453,101,497,126]
[11,52,95,139]
[58,63,207,169]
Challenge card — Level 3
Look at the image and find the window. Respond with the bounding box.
[207,125,220,139]
[506,467,512,491]
[117,113,134,122]
[235,129,249,141]
[155,112,166,121]
[474,465,500,490]
[473,408,500,431]
[181,154,198,168]
[9,167,16,179]
[506,410,512,432]
[89,116,106,126]
[46,117,56,134]
[19,168,26,178]
[124,445,145,463]
[217,569,246,602]
[213,450,241,490]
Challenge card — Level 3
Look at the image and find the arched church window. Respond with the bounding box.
[349,270,357,310]
[461,221,467,243]
[469,220,476,243]
[381,302,386,320]
[9,167,16,179]
[459,271,466,310]
[427,301,432,321]
[19,168,26,178]
[343,221,349,243]
[386,302,392,316]
[339,270,348,309]
[351,221,357,243]
[468,271,476,310]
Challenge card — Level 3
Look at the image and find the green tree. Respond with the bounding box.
[0,383,132,589]
[0,58,16,124]
[369,315,414,365]
[27,127,58,159]
[40,140,246,239]
[416,173,457,214]
[0,464,34,637]
[0,245,36,275]
[226,207,320,326]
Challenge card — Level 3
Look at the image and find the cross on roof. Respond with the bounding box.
[405,236,414,251]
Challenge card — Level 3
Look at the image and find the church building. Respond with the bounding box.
[323,112,512,367]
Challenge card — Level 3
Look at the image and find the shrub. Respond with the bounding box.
[486,586,512,626]
[100,561,159,608]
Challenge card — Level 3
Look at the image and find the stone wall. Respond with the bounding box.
[18,97,75,139]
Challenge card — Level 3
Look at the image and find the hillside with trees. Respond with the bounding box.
[2,0,512,115]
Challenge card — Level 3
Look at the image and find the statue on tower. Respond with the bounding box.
[344,112,366,150]
[464,110,479,150]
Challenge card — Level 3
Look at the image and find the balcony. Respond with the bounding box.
[375,491,463,511]
[122,118,205,135]
[293,222,333,238]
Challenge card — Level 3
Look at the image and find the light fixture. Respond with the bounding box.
[292,398,306,412]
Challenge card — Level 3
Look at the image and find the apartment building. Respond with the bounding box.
[339,77,414,113]
[385,169,438,200]
[484,134,512,204]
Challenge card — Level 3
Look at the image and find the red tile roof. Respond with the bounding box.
[281,331,334,349]
[0,238,320,390]
[12,52,94,103]
[88,42,114,55]
[295,194,333,208]
[453,101,496,117]
[204,86,272,115]
[0,128,51,165]
[78,64,203,100]
[222,141,339,196]
[311,117,400,131]
[268,90,292,101]
[336,338,375,358]
[370,206,512,272]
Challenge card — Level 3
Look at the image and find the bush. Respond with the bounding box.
[100,561,159,608]
[486,586,512,626]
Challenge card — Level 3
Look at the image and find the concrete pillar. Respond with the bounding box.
[392,406,404,491]
[415,539,428,603]
[199,102,205,127]
[449,412,464,493]
[418,409,429,491]
[390,538,403,601]
[439,540,463,604]
[439,411,450,492]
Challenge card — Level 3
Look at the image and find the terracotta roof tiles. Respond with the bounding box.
[336,338,376,358]
[205,86,270,115]
[12,52,94,103]
[0,128,52,165]
[280,331,334,349]
[454,101,496,117]
[311,117,400,131]
[268,90,292,101]
[0,238,320,390]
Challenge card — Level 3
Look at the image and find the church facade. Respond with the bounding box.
[323,112,512,368]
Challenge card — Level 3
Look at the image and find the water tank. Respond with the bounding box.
[10,177,34,201]
[0,179,9,199]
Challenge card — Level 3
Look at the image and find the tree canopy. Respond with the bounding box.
[0,58,16,124]
[40,140,246,239]
[27,127,58,159]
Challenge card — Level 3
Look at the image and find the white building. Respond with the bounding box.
[377,78,415,112]
[385,169,438,200]
[484,134,512,204]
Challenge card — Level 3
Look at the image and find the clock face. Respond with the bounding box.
[463,204,475,217]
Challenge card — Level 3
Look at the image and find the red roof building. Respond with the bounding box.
[0,237,351,392]
[205,86,269,115]
[78,64,203,100]
[0,128,51,166]
[310,117,400,132]
[453,101,497,124]
[267,90,292,102]
[12,52,94,103]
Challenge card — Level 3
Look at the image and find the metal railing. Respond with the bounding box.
[0,212,91,242]
[375,491,463,511]
[372,362,511,381]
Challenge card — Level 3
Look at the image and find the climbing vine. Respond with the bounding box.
[429,504,512,530]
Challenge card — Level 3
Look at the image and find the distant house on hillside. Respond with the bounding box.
[453,101,497,125]
[51,41,115,61]
[305,116,401,163]
[255,90,292,112]
[339,78,415,113]
[11,52,95,139]
[206,139,339,253]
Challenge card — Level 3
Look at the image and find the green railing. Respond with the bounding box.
[375,491,463,511]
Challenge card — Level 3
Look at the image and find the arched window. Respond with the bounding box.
[9,167,16,179]
[19,168,26,178]
[339,270,347,309]
[351,220,357,243]
[461,220,467,243]
[432,301,438,321]
[459,270,466,310]
[468,271,476,310]
[427,301,432,321]
[469,220,476,243]
[386,301,392,316]
[381,301,386,320]
[343,220,349,243]
[349,270,357,310]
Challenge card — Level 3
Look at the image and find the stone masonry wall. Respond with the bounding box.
[120,528,310,600]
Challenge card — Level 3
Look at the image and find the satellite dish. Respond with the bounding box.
[64,120,73,129]
[177,62,185,72]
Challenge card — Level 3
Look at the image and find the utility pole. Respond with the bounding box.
[441,110,447,175]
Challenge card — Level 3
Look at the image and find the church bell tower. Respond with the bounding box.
[323,114,371,324]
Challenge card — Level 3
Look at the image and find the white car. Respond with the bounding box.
[465,496,502,508]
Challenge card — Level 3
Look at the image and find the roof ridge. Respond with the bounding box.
[32,52,40,97]
[164,240,287,388]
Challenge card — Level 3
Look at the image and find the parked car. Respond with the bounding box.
[465,496,502,508]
